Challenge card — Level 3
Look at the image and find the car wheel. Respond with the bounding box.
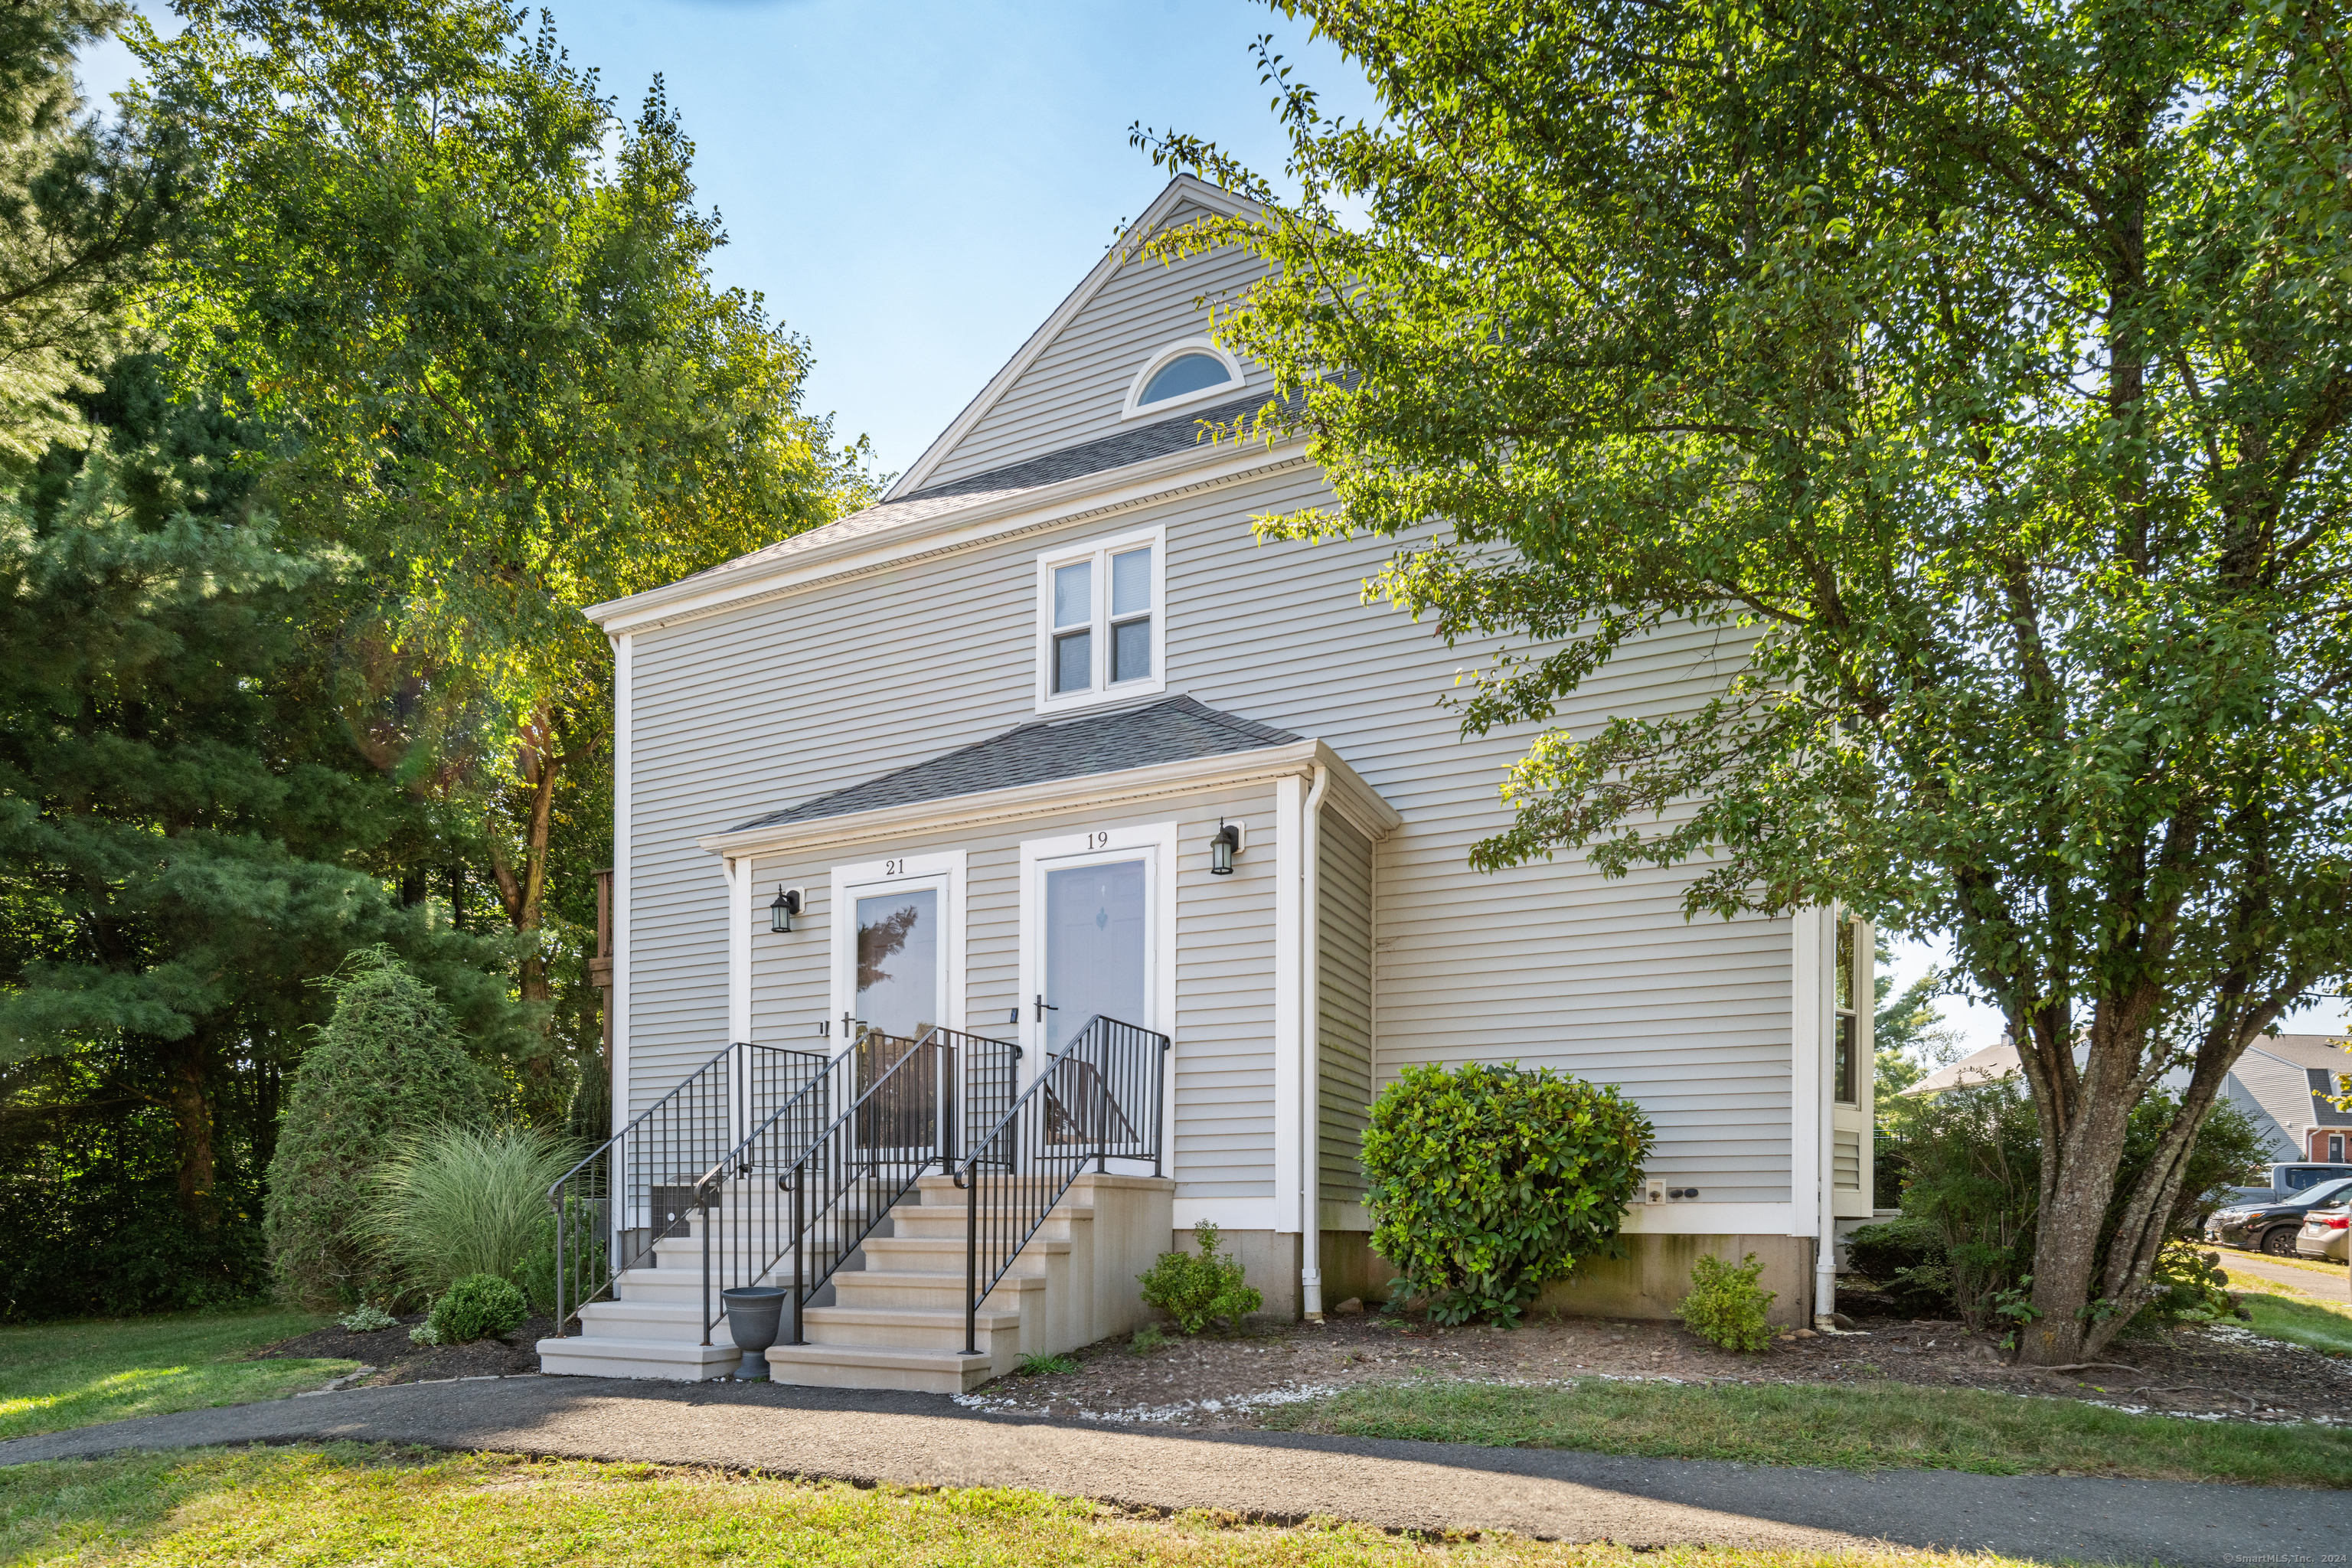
[2260,1227,2299,1256]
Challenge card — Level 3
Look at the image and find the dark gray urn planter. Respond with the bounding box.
[720,1286,787,1380]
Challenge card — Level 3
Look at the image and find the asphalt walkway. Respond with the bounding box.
[2,1375,2341,1565]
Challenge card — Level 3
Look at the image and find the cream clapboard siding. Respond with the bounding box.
[919,212,1280,490]
[1316,813,1375,1205]
[733,781,1279,1198]
[625,459,1794,1210]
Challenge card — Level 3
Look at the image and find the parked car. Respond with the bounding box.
[2298,1197,2351,1263]
[2223,1162,2352,1206]
[2208,1177,2352,1255]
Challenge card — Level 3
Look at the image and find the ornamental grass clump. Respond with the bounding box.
[367,1125,575,1305]
[1676,1252,1776,1351]
[1361,1062,1652,1326]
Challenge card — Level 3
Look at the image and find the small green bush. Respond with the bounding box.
[366,1124,574,1302]
[1361,1061,1653,1326]
[1843,1214,1953,1315]
[1676,1252,1776,1351]
[264,951,494,1309]
[518,1195,607,1318]
[336,1302,396,1333]
[1138,1221,1262,1333]
[428,1272,528,1344]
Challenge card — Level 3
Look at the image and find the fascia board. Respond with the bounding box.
[887,175,1264,501]
[697,738,1395,861]
[586,436,1312,635]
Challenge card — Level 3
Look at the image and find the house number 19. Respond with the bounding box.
[1086,832,1111,850]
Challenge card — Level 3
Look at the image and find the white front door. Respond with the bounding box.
[1019,824,1176,1072]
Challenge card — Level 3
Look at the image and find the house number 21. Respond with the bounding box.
[884,858,905,875]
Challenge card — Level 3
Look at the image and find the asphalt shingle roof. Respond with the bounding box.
[733,696,1299,831]
[676,390,1294,590]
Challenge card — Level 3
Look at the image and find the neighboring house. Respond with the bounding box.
[550,176,1875,1386]
[1908,1034,2352,1161]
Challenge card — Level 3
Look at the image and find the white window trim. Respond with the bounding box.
[1015,821,1178,1141]
[1120,338,1245,421]
[828,851,967,1040]
[1034,524,1168,714]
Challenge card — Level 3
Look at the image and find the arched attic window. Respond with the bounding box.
[1122,340,1244,419]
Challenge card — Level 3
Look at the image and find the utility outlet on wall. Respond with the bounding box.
[1645,1183,1664,1206]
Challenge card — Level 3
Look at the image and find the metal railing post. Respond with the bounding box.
[964,1151,980,1357]
[789,1172,805,1347]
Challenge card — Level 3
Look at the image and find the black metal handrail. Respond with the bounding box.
[544,1040,825,1334]
[954,1014,1169,1355]
[689,1024,1022,1348]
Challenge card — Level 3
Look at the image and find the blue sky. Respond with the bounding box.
[77,2,2350,1056]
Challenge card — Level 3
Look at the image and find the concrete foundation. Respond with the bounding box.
[1288,1232,1818,1328]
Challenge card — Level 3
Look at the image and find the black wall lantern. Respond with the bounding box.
[769,885,803,933]
[1208,819,1244,875]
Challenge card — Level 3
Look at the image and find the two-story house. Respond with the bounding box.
[540,176,1872,1389]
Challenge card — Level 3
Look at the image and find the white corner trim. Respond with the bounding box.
[827,851,968,1040]
[1272,771,1305,1234]
[585,440,1312,639]
[696,738,1402,862]
[888,176,1261,500]
[725,854,751,1045]
[1034,523,1168,714]
[610,632,633,1135]
[1119,338,1246,422]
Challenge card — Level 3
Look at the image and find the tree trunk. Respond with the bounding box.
[168,1034,217,1230]
[489,704,568,1124]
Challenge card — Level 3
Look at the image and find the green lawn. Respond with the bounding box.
[0,1308,352,1442]
[2236,1283,2352,1357]
[1259,1375,2352,1486]
[0,1445,2037,1567]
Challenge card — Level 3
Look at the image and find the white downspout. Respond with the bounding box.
[1815,910,1839,1328]
[1300,763,1330,1323]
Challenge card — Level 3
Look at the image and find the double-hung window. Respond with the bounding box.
[1037,527,1165,710]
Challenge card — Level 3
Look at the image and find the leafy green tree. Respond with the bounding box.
[132,0,878,1119]
[0,357,527,1316]
[0,0,185,466]
[1139,0,2352,1361]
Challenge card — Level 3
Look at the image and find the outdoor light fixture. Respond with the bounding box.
[1208,819,1244,875]
[769,885,802,933]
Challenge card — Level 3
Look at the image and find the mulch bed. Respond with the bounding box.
[253,1313,554,1387]
[956,1289,2352,1429]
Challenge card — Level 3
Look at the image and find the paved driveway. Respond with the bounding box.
[3,1375,2342,1566]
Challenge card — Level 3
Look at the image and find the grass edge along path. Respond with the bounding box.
[0,1444,2043,1568]
[1259,1374,2352,1487]
[0,1308,351,1443]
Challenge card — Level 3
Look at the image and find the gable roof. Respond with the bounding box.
[732,695,1299,831]
[885,175,1262,500]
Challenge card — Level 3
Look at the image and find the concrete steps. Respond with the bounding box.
[537,1170,1171,1389]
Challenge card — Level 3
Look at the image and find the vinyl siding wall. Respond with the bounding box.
[731,784,1280,1200]
[919,209,1281,489]
[1316,812,1375,1206]
[625,461,1792,1212]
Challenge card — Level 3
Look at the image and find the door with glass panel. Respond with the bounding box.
[851,886,939,1145]
[1033,854,1152,1153]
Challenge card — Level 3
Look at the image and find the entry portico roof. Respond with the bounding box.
[734,696,1301,832]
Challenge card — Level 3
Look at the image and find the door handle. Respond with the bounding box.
[1034,994,1058,1022]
